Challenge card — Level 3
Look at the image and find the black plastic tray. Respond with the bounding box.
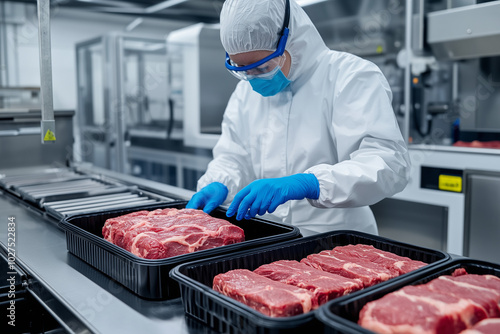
[59,201,301,300]
[170,230,450,334]
[317,258,500,334]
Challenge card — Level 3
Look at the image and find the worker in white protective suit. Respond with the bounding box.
[186,0,410,235]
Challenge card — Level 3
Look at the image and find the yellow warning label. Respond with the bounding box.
[438,175,462,192]
[43,129,56,141]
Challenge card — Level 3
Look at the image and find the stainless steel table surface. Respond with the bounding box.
[0,165,316,333]
[0,191,214,334]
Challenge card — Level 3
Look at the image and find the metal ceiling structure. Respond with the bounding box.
[7,0,226,23]
[3,0,371,24]
[2,0,391,25]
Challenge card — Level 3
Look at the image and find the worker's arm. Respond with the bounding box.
[306,61,411,208]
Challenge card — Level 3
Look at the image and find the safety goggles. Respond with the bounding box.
[226,53,287,81]
[225,0,290,81]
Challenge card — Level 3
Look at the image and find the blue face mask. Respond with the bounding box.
[249,69,291,97]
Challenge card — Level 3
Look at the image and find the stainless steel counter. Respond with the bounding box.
[0,189,214,334]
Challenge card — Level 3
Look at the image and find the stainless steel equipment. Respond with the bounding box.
[76,34,169,173]
[455,56,500,133]
[127,145,211,191]
[0,251,72,333]
[370,198,448,251]
[0,87,40,109]
[0,167,173,220]
[427,1,500,135]
[167,23,239,149]
[76,31,218,191]
[44,190,161,218]
[0,169,83,188]
[0,109,74,169]
[406,0,500,145]
[464,169,500,263]
[427,1,500,60]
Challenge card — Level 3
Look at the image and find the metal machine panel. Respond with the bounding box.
[371,198,448,251]
[464,170,500,263]
[0,110,74,169]
[427,1,500,60]
[456,57,500,133]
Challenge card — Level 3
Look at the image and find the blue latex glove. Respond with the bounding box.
[186,182,228,214]
[226,173,320,221]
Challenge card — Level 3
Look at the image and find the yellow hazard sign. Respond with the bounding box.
[44,129,56,141]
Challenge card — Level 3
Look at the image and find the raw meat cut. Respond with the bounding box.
[301,252,395,287]
[453,140,500,149]
[451,274,500,294]
[301,244,426,287]
[254,260,364,306]
[426,275,500,318]
[453,268,469,277]
[102,208,245,259]
[358,273,500,334]
[359,285,488,334]
[460,319,500,334]
[333,244,427,275]
[213,269,314,317]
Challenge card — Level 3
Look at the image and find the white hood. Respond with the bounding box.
[220,0,329,84]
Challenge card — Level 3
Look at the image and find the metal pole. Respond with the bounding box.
[404,0,413,144]
[0,2,7,86]
[37,0,56,143]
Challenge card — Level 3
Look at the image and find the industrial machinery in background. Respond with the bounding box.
[76,34,168,174]
[0,87,40,110]
[0,109,74,170]
[75,26,237,191]
[0,88,74,170]
[304,0,500,148]
[408,0,500,147]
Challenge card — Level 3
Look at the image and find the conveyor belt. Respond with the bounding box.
[18,178,113,199]
[0,169,83,189]
[44,190,169,219]
[0,168,174,219]
[0,175,205,334]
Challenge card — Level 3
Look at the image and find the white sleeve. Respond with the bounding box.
[196,86,255,203]
[305,63,410,208]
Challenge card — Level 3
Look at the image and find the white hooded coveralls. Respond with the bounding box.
[196,0,410,235]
